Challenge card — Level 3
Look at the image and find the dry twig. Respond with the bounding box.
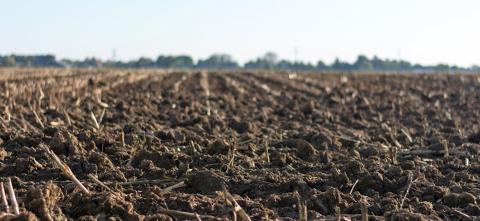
[88,174,115,193]
[0,182,9,214]
[400,173,414,209]
[113,178,186,186]
[264,138,270,164]
[349,179,359,194]
[6,178,19,215]
[162,181,186,193]
[43,145,90,195]
[157,208,219,220]
[37,85,45,108]
[90,111,100,130]
[360,201,368,221]
[297,194,308,221]
[120,131,125,147]
[32,109,45,129]
[63,109,72,126]
[222,189,252,221]
[226,143,236,173]
[451,209,473,221]
[98,108,106,124]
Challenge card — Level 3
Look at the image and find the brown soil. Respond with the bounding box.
[0,68,479,220]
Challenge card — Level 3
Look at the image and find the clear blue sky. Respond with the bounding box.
[1,0,479,66]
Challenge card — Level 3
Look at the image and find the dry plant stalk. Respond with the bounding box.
[157,208,218,220]
[264,138,270,164]
[349,179,359,194]
[126,138,145,167]
[37,85,45,108]
[387,145,397,164]
[400,173,414,209]
[6,178,19,215]
[360,201,368,221]
[43,146,90,195]
[451,209,473,220]
[88,174,114,193]
[98,108,106,124]
[195,213,202,221]
[400,128,413,143]
[162,181,186,193]
[90,111,100,130]
[190,140,197,157]
[222,189,252,221]
[94,89,109,108]
[120,131,125,147]
[296,194,308,221]
[226,145,236,173]
[323,214,384,221]
[200,71,211,116]
[112,178,185,186]
[32,109,45,129]
[0,182,9,214]
[4,107,11,122]
[4,83,9,98]
[63,109,72,126]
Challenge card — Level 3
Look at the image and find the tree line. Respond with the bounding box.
[1,53,478,73]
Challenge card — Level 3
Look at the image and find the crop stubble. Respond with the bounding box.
[0,68,479,220]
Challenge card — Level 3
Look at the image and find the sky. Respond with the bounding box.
[1,0,479,66]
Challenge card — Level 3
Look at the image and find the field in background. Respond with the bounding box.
[0,68,479,220]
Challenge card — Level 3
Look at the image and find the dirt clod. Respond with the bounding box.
[187,170,227,194]
[25,182,65,221]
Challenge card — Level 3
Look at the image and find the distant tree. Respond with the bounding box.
[263,52,278,69]
[353,55,373,71]
[292,61,316,71]
[398,60,412,71]
[244,52,279,69]
[59,59,74,67]
[331,58,352,71]
[197,54,238,69]
[371,56,385,70]
[244,59,263,69]
[316,60,328,71]
[172,55,194,68]
[274,60,316,71]
[78,57,102,68]
[434,64,450,72]
[276,60,293,70]
[29,55,59,67]
[135,57,155,68]
[156,56,175,68]
[155,55,193,68]
[0,53,475,72]
[4,55,16,66]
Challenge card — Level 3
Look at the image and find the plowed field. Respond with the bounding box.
[0,69,479,220]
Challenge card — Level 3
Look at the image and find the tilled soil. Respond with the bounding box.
[0,69,479,220]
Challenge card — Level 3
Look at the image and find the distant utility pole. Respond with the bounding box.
[111,49,117,61]
[294,46,298,63]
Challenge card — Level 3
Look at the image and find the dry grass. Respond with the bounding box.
[5,178,19,215]
[0,183,9,214]
[42,145,90,195]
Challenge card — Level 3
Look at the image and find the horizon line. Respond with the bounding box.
[1,53,478,68]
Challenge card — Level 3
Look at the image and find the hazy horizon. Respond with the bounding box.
[1,0,479,66]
